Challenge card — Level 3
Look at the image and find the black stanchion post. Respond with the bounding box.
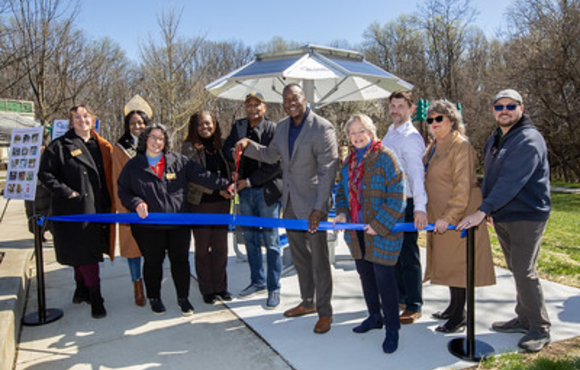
[22,215,63,326]
[448,227,494,362]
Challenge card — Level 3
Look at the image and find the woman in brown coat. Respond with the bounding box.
[423,100,496,333]
[112,98,152,307]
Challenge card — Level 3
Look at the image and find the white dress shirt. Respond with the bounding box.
[382,120,428,213]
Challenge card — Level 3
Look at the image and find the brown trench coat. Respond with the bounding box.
[112,143,141,258]
[423,131,495,288]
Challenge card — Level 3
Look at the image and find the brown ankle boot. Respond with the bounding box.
[134,279,146,307]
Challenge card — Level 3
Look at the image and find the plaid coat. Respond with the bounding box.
[335,146,406,266]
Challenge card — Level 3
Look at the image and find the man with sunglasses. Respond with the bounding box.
[382,91,428,325]
[458,89,551,352]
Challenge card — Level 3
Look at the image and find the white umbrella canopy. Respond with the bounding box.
[206,44,413,109]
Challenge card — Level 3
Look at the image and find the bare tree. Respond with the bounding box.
[2,0,81,124]
[420,0,477,101]
[254,36,301,54]
[139,6,206,141]
[77,38,135,143]
[503,0,580,181]
[362,15,428,96]
[197,40,255,135]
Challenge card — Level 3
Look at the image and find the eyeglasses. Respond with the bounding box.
[493,104,519,112]
[426,115,444,124]
[348,130,367,137]
[147,135,164,143]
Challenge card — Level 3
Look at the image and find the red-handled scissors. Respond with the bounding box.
[232,145,242,222]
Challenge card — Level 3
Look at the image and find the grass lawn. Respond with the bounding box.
[551,181,580,189]
[466,190,580,369]
[489,192,580,288]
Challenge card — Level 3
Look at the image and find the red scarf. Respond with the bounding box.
[347,140,382,223]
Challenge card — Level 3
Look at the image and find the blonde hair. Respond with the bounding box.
[344,113,378,139]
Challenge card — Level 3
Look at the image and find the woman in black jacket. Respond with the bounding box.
[117,123,232,316]
[182,111,233,305]
[38,105,114,319]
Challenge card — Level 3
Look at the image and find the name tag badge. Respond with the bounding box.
[166,173,176,180]
[71,149,82,157]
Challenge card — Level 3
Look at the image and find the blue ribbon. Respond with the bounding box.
[40,213,464,235]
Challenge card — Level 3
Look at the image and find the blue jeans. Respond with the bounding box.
[127,257,142,281]
[395,199,423,312]
[239,187,282,292]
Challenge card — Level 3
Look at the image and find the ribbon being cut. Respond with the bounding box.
[39,213,463,235]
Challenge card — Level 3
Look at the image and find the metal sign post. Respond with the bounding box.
[22,215,63,326]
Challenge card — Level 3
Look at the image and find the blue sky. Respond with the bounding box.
[77,0,513,62]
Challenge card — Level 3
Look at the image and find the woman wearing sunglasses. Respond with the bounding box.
[423,100,496,333]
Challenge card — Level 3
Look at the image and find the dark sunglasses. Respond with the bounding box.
[494,104,519,112]
[426,115,444,124]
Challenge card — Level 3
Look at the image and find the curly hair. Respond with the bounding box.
[184,111,222,151]
[426,100,465,135]
[118,110,151,148]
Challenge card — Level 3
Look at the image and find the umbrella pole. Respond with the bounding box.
[303,80,315,108]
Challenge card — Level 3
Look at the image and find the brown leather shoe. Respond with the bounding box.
[314,316,332,334]
[134,279,146,307]
[284,304,317,318]
[400,310,422,324]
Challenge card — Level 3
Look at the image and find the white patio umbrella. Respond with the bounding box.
[206,44,413,109]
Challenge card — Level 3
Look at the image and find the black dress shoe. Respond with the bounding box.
[203,294,217,304]
[431,311,452,320]
[352,315,383,333]
[435,318,466,333]
[216,291,232,301]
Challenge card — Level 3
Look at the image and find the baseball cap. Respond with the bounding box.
[492,89,523,104]
[245,92,265,103]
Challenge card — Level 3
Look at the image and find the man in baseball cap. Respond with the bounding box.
[458,89,551,352]
[223,91,283,309]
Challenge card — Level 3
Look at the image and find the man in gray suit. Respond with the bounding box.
[236,83,339,334]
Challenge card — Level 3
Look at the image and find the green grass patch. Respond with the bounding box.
[480,352,580,370]
[551,181,580,189]
[490,192,580,287]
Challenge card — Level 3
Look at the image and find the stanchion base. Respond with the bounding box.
[448,337,494,362]
[22,309,63,326]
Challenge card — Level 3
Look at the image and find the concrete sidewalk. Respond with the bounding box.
[4,197,580,370]
[0,199,33,370]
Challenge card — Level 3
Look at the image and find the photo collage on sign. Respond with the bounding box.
[4,127,44,201]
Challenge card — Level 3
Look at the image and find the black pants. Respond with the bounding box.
[355,231,400,332]
[131,225,191,300]
[190,200,230,295]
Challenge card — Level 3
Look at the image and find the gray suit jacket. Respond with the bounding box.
[244,110,338,220]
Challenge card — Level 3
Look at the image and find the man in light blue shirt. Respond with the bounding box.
[381,91,428,324]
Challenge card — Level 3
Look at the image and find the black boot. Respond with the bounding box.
[89,285,107,319]
[73,280,90,304]
[435,287,466,333]
[431,287,454,320]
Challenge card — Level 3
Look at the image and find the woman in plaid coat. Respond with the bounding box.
[334,113,406,354]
